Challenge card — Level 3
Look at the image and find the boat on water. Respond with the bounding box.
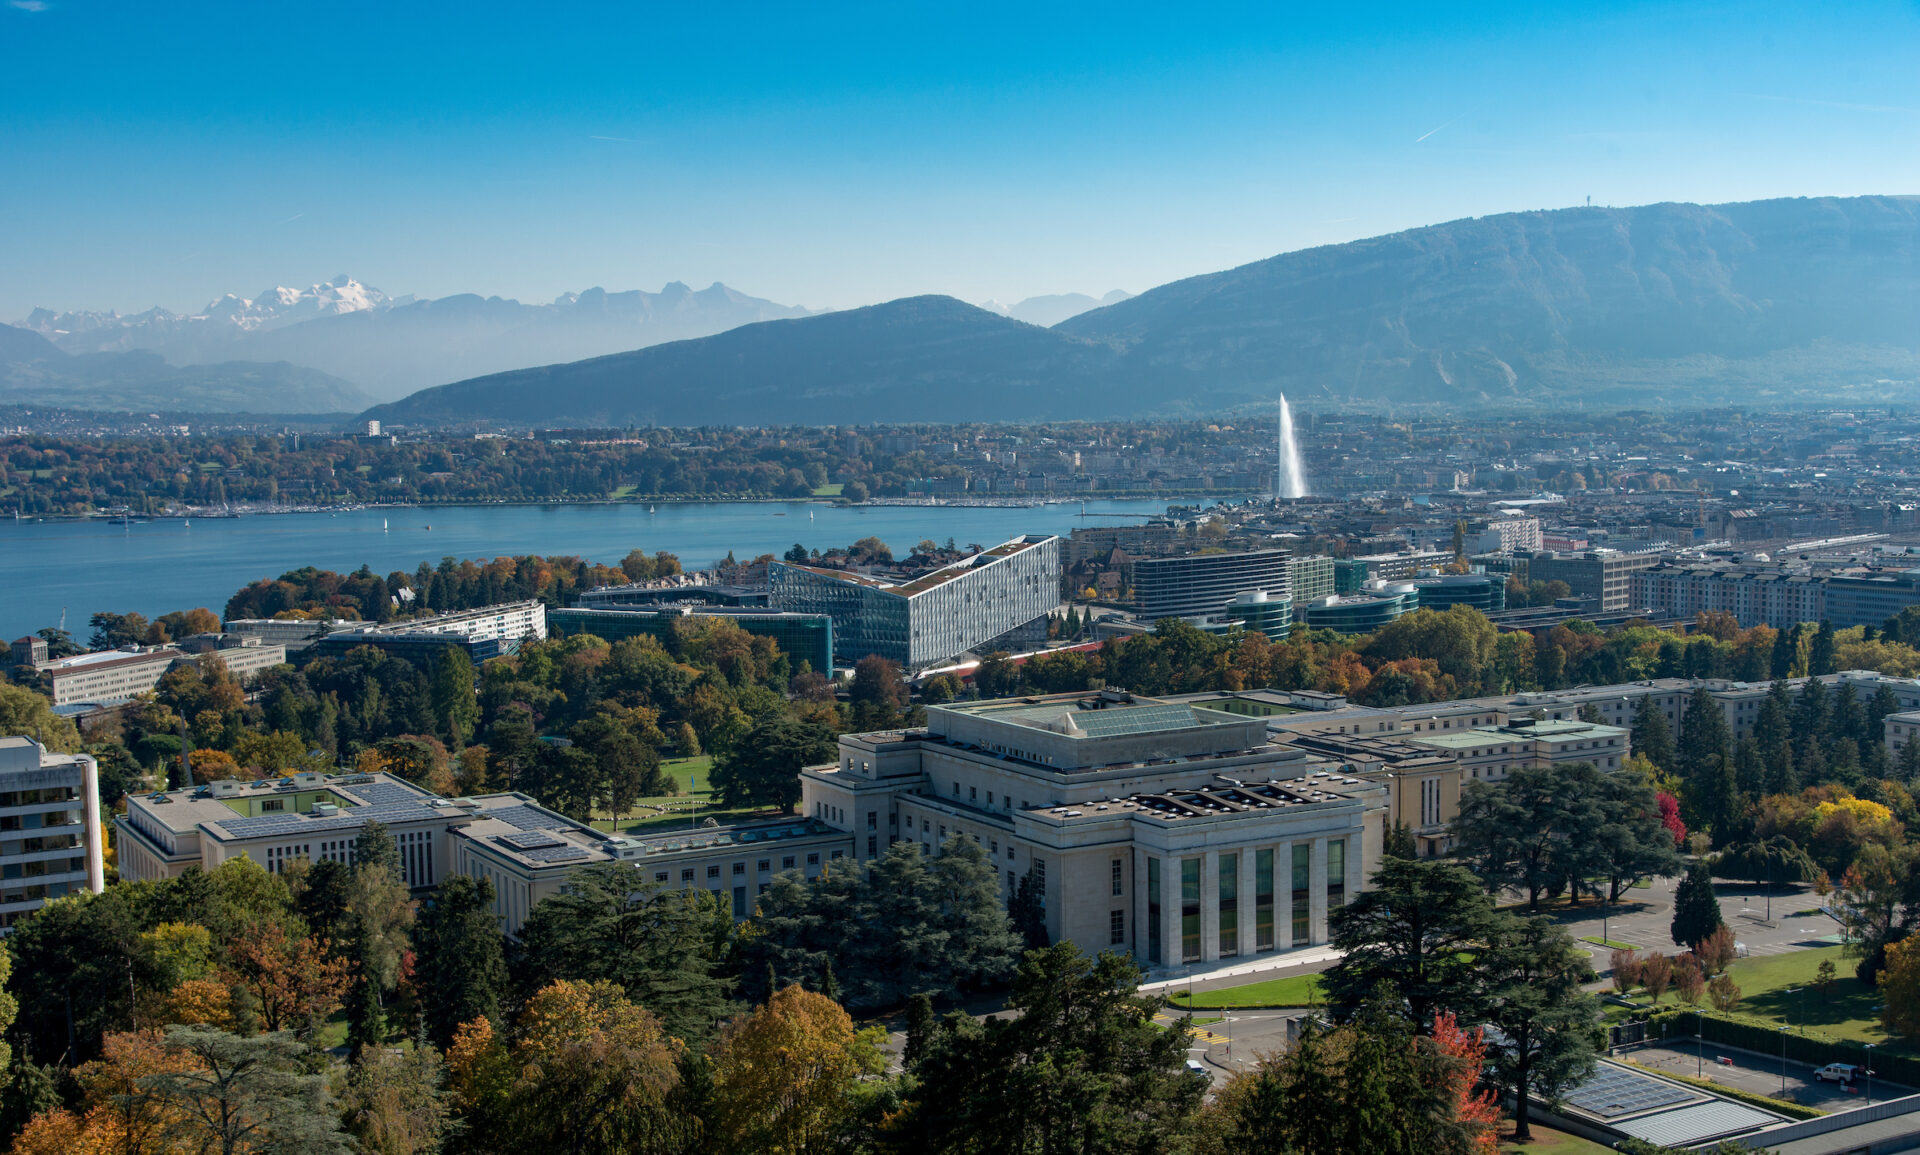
[649,504,656,514]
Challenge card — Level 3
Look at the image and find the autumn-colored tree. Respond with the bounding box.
[72,1029,198,1154]
[187,747,246,782]
[157,979,238,1031]
[1708,974,1743,1013]
[223,921,351,1037]
[1880,936,1920,1040]
[1694,924,1737,974]
[1430,1012,1501,1155]
[9,1109,88,1155]
[710,985,885,1153]
[1640,952,1673,1003]
[1610,949,1642,996]
[1673,956,1706,1005]
[500,980,690,1154]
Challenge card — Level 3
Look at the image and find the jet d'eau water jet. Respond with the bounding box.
[1277,393,1308,499]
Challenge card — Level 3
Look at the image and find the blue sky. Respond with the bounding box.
[3,1,1918,317]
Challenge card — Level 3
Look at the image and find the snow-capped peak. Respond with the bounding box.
[198,276,392,330]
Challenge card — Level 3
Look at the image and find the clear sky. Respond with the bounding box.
[4,1,1918,318]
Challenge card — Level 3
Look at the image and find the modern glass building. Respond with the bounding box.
[770,535,1061,668]
[1301,583,1420,634]
[1224,590,1293,640]
[1408,572,1506,613]
[549,606,833,675]
[1131,549,1290,619]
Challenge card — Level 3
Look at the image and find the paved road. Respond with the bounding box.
[1155,1008,1303,1085]
[1544,877,1838,974]
[1620,1038,1909,1109]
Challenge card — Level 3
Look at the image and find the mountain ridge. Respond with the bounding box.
[363,195,1920,428]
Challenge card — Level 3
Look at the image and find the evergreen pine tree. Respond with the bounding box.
[1632,696,1677,775]
[1901,734,1920,782]
[1772,625,1800,679]
[1670,861,1725,949]
[1810,620,1838,676]
[904,992,938,1068]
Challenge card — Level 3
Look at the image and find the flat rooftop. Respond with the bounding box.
[951,697,1244,739]
[777,535,1053,599]
[1027,769,1379,824]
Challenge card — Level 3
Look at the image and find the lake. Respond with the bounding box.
[0,499,1187,641]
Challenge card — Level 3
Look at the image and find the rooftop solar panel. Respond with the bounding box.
[1563,1064,1701,1120]
[521,845,591,863]
[490,804,573,832]
[1074,704,1211,738]
[498,830,565,850]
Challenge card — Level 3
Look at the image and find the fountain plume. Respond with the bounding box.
[1277,393,1307,499]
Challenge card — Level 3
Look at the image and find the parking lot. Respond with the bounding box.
[1620,1039,1910,1110]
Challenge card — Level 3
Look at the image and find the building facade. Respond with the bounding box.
[1130,549,1291,620]
[310,601,548,663]
[0,737,105,932]
[769,535,1060,668]
[1526,550,1664,612]
[1301,582,1420,633]
[39,639,287,708]
[798,691,1384,969]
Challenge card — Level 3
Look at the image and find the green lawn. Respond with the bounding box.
[1167,973,1325,1009]
[1714,944,1894,1048]
[812,483,844,496]
[589,755,778,835]
[1581,936,1638,950]
[1501,1125,1615,1153]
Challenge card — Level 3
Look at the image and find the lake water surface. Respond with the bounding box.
[0,500,1183,641]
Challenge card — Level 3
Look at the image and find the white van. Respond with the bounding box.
[1815,1063,1860,1084]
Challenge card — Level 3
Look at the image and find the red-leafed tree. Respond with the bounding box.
[1657,791,1687,847]
[1431,1012,1501,1154]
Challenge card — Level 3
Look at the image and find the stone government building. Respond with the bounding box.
[800,690,1383,967]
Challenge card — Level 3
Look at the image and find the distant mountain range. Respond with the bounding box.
[366,195,1920,428]
[19,277,813,402]
[979,290,1132,327]
[0,322,374,414]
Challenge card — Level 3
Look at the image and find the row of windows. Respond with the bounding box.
[653,849,841,885]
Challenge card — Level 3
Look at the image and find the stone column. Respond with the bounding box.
[1162,854,1183,969]
[1310,836,1329,945]
[1275,841,1294,952]
[1199,850,1220,963]
[1238,847,1256,957]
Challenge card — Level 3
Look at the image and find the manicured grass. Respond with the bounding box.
[591,755,741,834]
[812,483,844,496]
[1582,936,1638,950]
[1500,1125,1616,1153]
[1167,974,1325,1009]
[1716,944,1895,1049]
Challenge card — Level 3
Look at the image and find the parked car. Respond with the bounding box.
[1815,1063,1860,1084]
[1185,1059,1210,1082]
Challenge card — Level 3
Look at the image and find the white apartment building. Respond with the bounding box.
[0,737,105,931]
[39,638,287,708]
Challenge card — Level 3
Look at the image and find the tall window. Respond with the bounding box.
[1328,839,1347,909]
[1111,858,1124,897]
[1180,858,1201,963]
[1147,858,1163,965]
[1110,909,1125,945]
[1291,843,1311,947]
[1255,848,1275,952]
[1218,853,1239,958]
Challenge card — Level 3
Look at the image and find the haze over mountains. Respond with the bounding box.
[15,277,813,404]
[367,195,1920,428]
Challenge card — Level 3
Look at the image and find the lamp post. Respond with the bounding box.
[1866,1043,1875,1105]
[1781,1026,1789,1096]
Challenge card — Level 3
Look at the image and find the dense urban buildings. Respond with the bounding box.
[0,737,104,932]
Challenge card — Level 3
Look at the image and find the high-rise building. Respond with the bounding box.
[1630,563,1826,629]
[769,536,1060,667]
[0,737,105,932]
[1287,556,1336,604]
[1131,549,1290,620]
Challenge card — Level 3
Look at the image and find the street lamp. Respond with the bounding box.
[1781,1026,1789,1096]
[1866,1043,1875,1105]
